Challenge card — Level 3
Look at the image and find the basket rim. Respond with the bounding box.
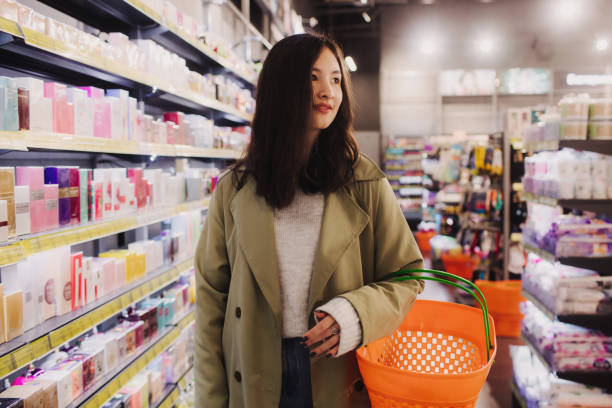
[356,299,497,379]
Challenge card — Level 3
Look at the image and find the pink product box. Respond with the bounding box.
[43,184,59,231]
[68,87,94,138]
[15,166,45,233]
[44,82,74,134]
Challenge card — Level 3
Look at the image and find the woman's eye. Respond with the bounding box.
[312,74,318,81]
[332,78,341,84]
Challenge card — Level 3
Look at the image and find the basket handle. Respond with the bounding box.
[380,269,494,362]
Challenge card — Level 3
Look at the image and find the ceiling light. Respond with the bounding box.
[362,11,371,23]
[596,38,609,51]
[309,16,318,27]
[345,56,357,72]
[360,0,368,4]
[555,0,582,24]
[420,0,436,4]
[477,39,493,53]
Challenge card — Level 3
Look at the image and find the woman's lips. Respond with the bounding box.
[314,103,332,113]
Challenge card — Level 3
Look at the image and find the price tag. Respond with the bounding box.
[22,27,56,51]
[12,345,34,368]
[0,353,15,377]
[0,243,25,266]
[31,337,51,359]
[49,325,73,348]
[0,16,21,37]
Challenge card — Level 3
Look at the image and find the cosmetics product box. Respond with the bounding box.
[0,77,18,131]
[93,258,114,296]
[47,360,83,401]
[114,258,126,290]
[43,184,58,231]
[185,177,202,202]
[106,96,121,140]
[129,305,157,341]
[92,181,103,221]
[81,256,93,305]
[106,89,129,139]
[78,169,89,224]
[49,246,72,316]
[67,87,93,138]
[0,168,16,237]
[15,167,45,234]
[77,341,105,383]
[44,167,68,227]
[37,370,71,408]
[93,169,113,219]
[22,380,58,408]
[149,370,163,403]
[17,87,29,130]
[68,167,80,225]
[0,201,8,243]
[29,251,57,322]
[70,252,83,311]
[13,186,30,236]
[99,250,137,284]
[15,78,43,131]
[79,86,108,139]
[66,353,95,391]
[0,385,43,408]
[16,259,38,330]
[127,97,137,141]
[44,82,73,134]
[3,290,23,341]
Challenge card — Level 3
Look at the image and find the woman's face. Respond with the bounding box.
[310,47,343,135]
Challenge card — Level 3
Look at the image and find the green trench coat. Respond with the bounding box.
[195,154,425,408]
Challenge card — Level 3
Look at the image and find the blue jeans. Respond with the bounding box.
[280,338,313,408]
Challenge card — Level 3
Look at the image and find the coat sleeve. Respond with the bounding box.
[340,178,425,346]
[195,182,230,408]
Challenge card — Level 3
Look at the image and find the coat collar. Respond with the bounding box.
[229,178,369,325]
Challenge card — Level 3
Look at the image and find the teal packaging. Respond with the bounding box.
[0,77,18,131]
[79,169,89,224]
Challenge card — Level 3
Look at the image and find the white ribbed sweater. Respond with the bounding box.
[273,190,362,356]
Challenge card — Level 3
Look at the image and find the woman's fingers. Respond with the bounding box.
[325,343,339,358]
[309,331,339,358]
[302,315,336,348]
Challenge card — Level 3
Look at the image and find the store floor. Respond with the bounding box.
[419,274,522,408]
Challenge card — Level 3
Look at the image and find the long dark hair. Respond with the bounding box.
[232,33,359,209]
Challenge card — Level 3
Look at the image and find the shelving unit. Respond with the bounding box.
[0,0,276,404]
[520,332,612,389]
[0,16,252,124]
[522,243,611,276]
[524,193,612,216]
[0,256,194,378]
[384,137,424,221]
[519,136,612,402]
[79,309,194,408]
[521,289,612,333]
[0,199,209,267]
[0,131,241,159]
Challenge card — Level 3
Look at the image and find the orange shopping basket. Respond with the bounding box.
[357,269,496,408]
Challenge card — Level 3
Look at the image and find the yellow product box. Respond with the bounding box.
[100,250,138,284]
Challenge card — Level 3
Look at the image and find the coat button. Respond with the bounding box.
[234,371,242,382]
[354,380,365,391]
[235,307,241,318]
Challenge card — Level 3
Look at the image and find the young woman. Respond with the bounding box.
[195,33,424,408]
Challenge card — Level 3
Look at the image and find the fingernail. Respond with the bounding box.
[310,352,316,357]
[326,354,331,358]
[302,337,308,342]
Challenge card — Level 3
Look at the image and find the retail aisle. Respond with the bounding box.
[418,277,508,408]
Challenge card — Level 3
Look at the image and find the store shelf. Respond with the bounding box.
[523,243,612,276]
[0,198,209,267]
[0,257,194,379]
[521,332,612,389]
[524,193,612,215]
[33,0,257,87]
[0,17,252,124]
[522,289,612,333]
[79,308,194,408]
[153,364,192,408]
[559,140,612,156]
[0,131,242,159]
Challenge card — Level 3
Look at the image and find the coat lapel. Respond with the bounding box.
[229,179,282,323]
[308,187,369,312]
